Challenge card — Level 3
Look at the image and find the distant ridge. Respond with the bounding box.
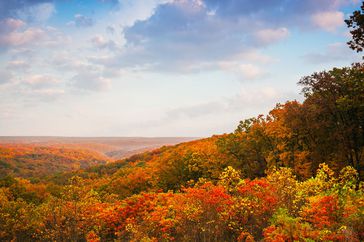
[0,136,199,160]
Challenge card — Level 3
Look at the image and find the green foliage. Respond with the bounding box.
[298,63,364,173]
[346,2,364,54]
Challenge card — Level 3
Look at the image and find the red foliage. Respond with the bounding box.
[238,179,278,213]
[301,195,339,229]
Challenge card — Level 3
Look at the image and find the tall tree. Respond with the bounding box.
[345,1,364,54]
[299,63,364,174]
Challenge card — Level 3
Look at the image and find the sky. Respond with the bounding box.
[0,0,362,137]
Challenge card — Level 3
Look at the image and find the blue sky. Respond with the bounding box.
[0,0,361,137]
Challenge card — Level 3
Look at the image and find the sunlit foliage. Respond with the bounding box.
[0,64,363,241]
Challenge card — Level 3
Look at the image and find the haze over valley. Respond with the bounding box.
[0,136,198,159]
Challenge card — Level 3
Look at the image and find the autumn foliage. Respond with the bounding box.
[0,144,109,178]
[0,63,363,241]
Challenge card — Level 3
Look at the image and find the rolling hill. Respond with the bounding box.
[0,137,198,178]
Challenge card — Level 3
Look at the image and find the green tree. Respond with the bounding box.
[345,1,364,54]
[217,118,268,179]
[298,63,364,176]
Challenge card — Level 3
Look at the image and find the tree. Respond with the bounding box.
[345,1,364,54]
[298,64,364,175]
[217,117,269,178]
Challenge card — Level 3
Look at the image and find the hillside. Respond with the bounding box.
[0,64,362,241]
[0,137,198,159]
[0,137,198,178]
[0,144,109,178]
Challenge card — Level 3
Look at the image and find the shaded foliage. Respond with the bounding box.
[346,1,364,54]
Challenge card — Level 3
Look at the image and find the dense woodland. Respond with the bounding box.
[0,62,363,241]
[1,6,364,242]
[0,145,109,179]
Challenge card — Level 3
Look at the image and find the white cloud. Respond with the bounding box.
[155,86,300,135]
[31,88,64,96]
[113,0,173,27]
[71,72,111,91]
[0,18,25,32]
[238,64,266,80]
[253,27,289,46]
[311,11,344,32]
[91,35,118,51]
[91,35,107,46]
[6,60,30,70]
[16,3,55,22]
[303,42,361,63]
[42,26,71,47]
[1,27,45,46]
[68,14,94,28]
[0,18,47,49]
[20,87,65,101]
[219,62,267,80]
[234,51,276,64]
[0,0,357,137]
[23,74,60,88]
